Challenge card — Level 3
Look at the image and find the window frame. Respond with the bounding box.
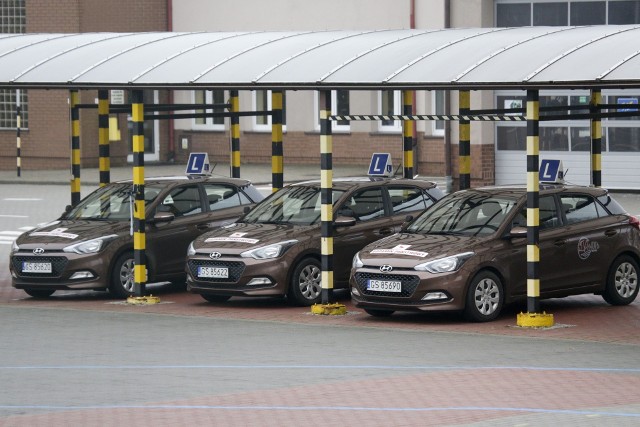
[252,89,287,132]
[314,90,351,133]
[192,89,226,131]
[377,90,402,133]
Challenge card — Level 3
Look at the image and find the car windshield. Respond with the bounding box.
[64,183,163,221]
[241,185,345,226]
[407,192,517,236]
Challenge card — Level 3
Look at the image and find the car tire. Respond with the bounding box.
[288,257,322,306]
[464,270,503,322]
[110,252,135,298]
[200,294,231,303]
[603,255,639,306]
[363,308,394,317]
[24,289,55,298]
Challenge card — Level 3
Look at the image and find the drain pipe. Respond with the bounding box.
[166,0,176,162]
[443,0,453,192]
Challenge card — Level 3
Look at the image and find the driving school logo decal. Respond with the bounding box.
[577,237,599,260]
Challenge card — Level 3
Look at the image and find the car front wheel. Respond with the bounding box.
[110,252,135,298]
[288,257,322,306]
[464,270,503,322]
[603,255,639,305]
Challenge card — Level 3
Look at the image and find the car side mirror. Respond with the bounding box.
[334,216,356,228]
[243,206,252,214]
[509,226,527,238]
[152,211,175,224]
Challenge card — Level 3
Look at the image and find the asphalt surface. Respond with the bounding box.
[1,163,639,426]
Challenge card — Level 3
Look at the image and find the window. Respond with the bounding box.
[561,195,600,224]
[253,90,287,131]
[203,184,241,211]
[193,90,225,129]
[339,188,385,222]
[388,187,433,214]
[157,185,202,217]
[432,90,445,136]
[315,90,350,132]
[609,0,640,23]
[570,1,606,24]
[378,90,401,132]
[0,0,26,129]
[534,2,568,25]
[496,3,531,27]
[496,1,640,26]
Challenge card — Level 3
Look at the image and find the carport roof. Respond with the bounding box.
[1,25,639,90]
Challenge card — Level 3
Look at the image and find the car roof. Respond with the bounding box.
[291,177,438,191]
[457,184,610,199]
[113,175,254,186]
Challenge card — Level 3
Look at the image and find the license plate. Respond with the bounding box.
[367,279,401,293]
[22,262,52,273]
[197,266,229,278]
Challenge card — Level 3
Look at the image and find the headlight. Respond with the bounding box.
[240,240,297,260]
[414,252,474,273]
[352,252,363,268]
[187,241,196,256]
[63,234,118,254]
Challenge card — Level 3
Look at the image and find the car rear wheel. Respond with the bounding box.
[110,252,135,298]
[200,294,231,303]
[603,255,639,305]
[24,289,55,298]
[364,308,394,317]
[288,257,321,306]
[464,270,503,322]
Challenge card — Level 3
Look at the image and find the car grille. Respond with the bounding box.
[187,259,245,284]
[12,256,68,278]
[354,272,420,298]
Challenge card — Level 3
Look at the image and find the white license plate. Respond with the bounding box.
[367,279,401,293]
[198,266,229,278]
[22,262,52,273]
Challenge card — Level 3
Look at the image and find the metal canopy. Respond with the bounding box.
[0,25,639,90]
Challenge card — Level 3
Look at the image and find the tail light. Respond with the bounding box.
[629,215,640,230]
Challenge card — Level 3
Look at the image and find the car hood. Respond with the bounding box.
[15,219,129,249]
[359,232,484,267]
[192,222,315,255]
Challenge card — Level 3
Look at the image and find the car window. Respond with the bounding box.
[338,188,385,222]
[157,185,202,217]
[597,194,626,215]
[512,196,558,229]
[239,184,264,203]
[388,186,431,214]
[203,184,241,211]
[561,195,600,224]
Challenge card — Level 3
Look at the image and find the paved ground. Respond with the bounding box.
[1,163,640,426]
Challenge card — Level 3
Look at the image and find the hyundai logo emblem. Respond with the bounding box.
[380,265,393,272]
[33,248,45,255]
[209,252,222,259]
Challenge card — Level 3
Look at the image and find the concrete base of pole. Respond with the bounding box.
[516,311,554,328]
[310,303,347,315]
[126,295,161,305]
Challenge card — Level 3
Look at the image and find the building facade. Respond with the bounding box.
[1,0,639,189]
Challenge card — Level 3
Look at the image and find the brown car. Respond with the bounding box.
[186,178,444,306]
[10,176,263,298]
[351,185,640,322]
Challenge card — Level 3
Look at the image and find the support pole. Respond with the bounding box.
[70,90,81,206]
[517,89,553,328]
[271,90,283,193]
[458,90,470,190]
[230,90,240,178]
[590,89,602,187]
[320,90,334,305]
[98,89,110,186]
[131,90,147,298]
[16,89,21,177]
[403,90,414,179]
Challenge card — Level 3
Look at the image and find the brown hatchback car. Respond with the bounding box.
[351,185,640,322]
[10,176,263,298]
[186,178,444,306]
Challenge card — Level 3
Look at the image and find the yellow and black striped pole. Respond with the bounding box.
[98,89,110,186]
[271,90,283,193]
[131,90,147,297]
[590,89,602,187]
[320,90,334,305]
[402,90,414,179]
[517,90,553,327]
[230,90,241,178]
[16,89,21,177]
[459,90,470,189]
[70,90,81,206]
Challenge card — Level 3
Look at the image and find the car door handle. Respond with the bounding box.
[379,227,393,235]
[554,239,566,246]
[605,229,617,237]
[196,224,210,230]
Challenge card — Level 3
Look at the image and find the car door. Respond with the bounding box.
[202,183,248,228]
[333,186,395,283]
[147,184,206,277]
[386,185,437,232]
[552,194,620,292]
